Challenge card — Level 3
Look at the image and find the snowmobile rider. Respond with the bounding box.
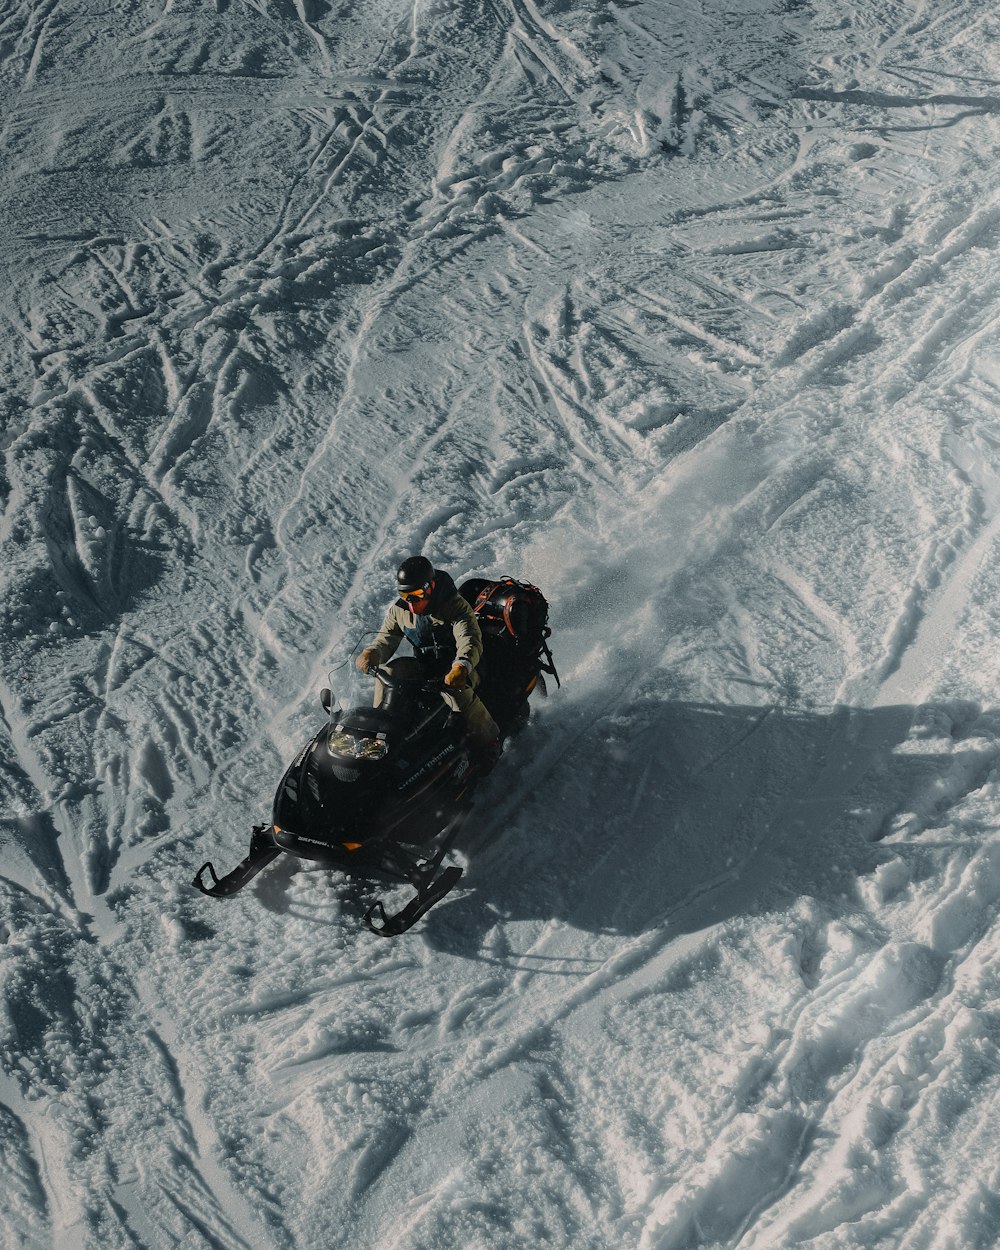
[356,555,502,767]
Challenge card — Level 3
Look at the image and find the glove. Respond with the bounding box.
[356,647,381,675]
[444,662,468,691]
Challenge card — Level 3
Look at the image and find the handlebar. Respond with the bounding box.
[373,664,448,693]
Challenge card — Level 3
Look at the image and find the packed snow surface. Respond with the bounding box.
[4,0,1000,1246]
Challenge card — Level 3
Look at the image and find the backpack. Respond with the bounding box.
[459,577,560,689]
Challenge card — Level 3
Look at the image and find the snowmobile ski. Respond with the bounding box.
[363,806,467,936]
[364,864,464,937]
[192,825,281,898]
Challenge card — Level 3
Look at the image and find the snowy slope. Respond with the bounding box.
[5,0,1000,1247]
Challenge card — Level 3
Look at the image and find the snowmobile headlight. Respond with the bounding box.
[328,730,388,761]
[355,736,388,760]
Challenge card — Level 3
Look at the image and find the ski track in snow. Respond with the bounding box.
[6,0,1000,1247]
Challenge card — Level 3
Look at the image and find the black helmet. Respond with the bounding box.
[396,555,435,593]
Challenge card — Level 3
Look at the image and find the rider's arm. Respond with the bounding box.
[445,596,483,673]
[369,606,405,664]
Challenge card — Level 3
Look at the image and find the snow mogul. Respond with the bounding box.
[192,559,558,936]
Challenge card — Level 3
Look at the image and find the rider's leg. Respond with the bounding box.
[443,687,500,746]
[444,689,501,772]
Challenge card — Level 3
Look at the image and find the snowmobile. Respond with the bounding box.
[192,578,558,935]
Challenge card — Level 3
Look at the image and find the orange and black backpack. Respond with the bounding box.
[459,577,560,708]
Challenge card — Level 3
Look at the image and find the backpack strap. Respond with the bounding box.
[539,634,560,687]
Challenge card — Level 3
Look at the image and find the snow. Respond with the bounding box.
[5,0,1000,1246]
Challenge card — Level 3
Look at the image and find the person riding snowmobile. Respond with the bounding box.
[357,556,502,769]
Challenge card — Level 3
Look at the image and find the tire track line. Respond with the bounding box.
[124,990,280,1250]
[18,0,60,89]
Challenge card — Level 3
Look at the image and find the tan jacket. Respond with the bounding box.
[369,592,484,673]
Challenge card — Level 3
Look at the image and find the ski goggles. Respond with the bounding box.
[399,582,432,602]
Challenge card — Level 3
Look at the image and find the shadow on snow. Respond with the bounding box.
[247,694,998,951]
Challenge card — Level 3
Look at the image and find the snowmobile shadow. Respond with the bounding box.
[422,697,998,951]
[249,832,444,930]
[248,851,353,926]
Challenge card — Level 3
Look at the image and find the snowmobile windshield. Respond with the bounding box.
[328,729,388,761]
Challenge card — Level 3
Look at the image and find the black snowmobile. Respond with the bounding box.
[192,578,558,935]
